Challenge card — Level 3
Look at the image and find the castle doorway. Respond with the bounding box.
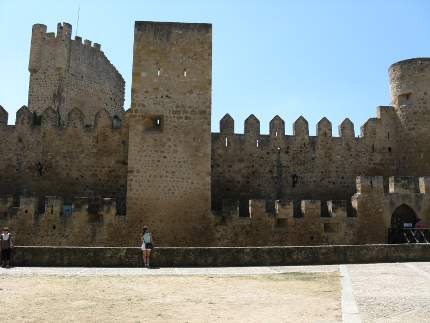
[388,204,418,243]
[391,204,417,229]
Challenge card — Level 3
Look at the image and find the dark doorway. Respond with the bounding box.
[391,204,417,229]
[388,204,422,243]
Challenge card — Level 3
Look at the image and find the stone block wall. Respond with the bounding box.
[0,105,128,200]
[2,21,430,248]
[0,176,429,246]
[0,195,130,246]
[389,58,430,175]
[126,21,213,246]
[28,22,125,126]
[212,197,358,246]
[211,108,402,206]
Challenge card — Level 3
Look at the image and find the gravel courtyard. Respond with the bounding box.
[0,269,340,322]
[0,263,429,322]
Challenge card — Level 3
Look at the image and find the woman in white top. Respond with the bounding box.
[141,226,153,268]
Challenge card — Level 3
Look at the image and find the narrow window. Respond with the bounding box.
[372,144,375,152]
[387,132,390,140]
[256,139,259,147]
[275,131,278,137]
[225,137,228,147]
[183,69,187,77]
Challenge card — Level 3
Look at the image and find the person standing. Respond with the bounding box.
[141,226,153,268]
[1,227,13,269]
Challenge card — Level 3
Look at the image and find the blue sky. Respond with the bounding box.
[1,0,429,134]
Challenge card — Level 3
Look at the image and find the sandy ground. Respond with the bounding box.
[0,271,341,323]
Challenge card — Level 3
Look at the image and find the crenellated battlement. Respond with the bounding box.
[215,108,397,140]
[212,197,357,245]
[355,176,430,195]
[0,105,124,130]
[217,114,361,138]
[214,198,354,222]
[0,194,119,219]
[0,193,128,246]
[31,22,102,50]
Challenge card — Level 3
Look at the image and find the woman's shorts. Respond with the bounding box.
[1,248,11,261]
[144,243,153,250]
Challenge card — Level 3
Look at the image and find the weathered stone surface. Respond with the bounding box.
[28,22,125,125]
[10,244,430,267]
[1,22,430,248]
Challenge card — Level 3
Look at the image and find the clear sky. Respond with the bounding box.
[1,0,429,134]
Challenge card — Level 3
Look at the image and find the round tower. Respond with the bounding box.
[389,58,430,120]
[389,58,430,174]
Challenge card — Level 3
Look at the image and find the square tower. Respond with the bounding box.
[127,21,212,245]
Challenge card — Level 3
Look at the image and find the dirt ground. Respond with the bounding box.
[0,271,341,322]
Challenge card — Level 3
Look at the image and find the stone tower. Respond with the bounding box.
[389,58,430,175]
[28,22,125,126]
[126,21,212,245]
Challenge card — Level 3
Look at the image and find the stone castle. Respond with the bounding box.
[1,21,429,246]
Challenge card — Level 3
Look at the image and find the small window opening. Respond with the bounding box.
[225,137,228,147]
[372,144,375,152]
[275,131,278,137]
[183,69,187,77]
[156,63,161,77]
[239,199,250,218]
[277,146,281,152]
[256,139,259,147]
[388,147,392,153]
[324,131,327,137]
[293,200,303,218]
[144,115,163,132]
[387,132,390,140]
[291,174,299,188]
[112,116,121,129]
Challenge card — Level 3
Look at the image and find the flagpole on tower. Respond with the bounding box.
[75,5,80,37]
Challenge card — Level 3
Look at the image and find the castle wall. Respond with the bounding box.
[211,107,402,205]
[3,21,430,248]
[28,23,125,125]
[1,176,428,247]
[0,196,129,246]
[0,106,128,201]
[126,22,213,246]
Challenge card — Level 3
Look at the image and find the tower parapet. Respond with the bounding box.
[389,58,430,108]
